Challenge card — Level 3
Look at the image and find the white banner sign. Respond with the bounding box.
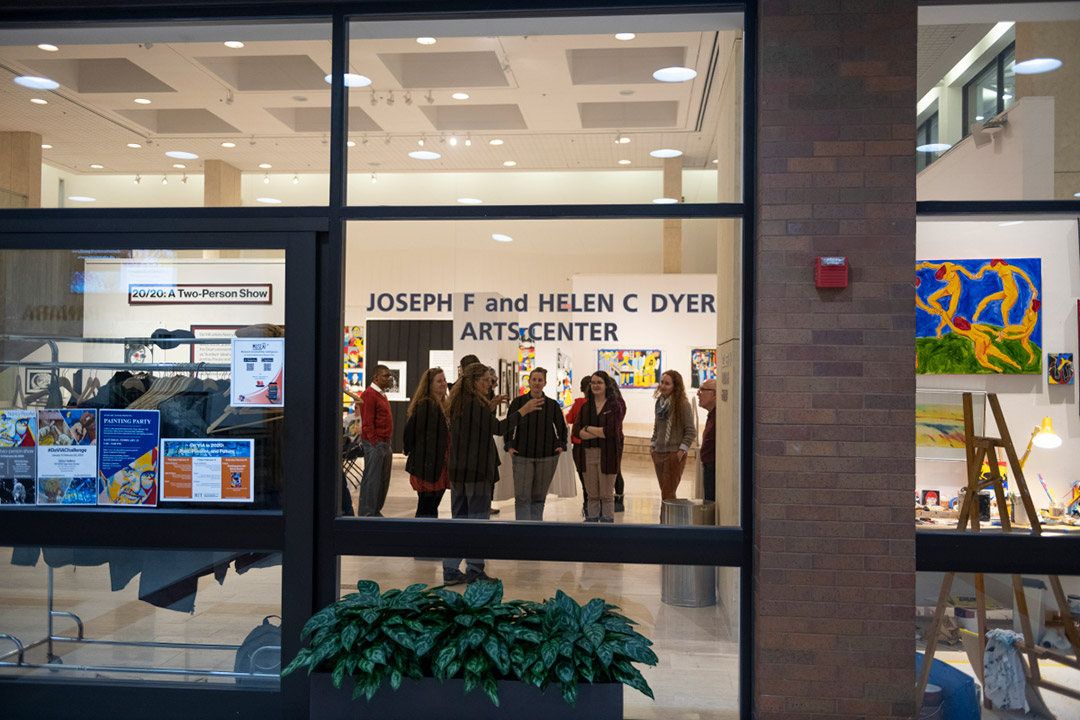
[128,284,272,305]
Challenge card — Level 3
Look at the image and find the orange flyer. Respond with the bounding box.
[159,439,254,502]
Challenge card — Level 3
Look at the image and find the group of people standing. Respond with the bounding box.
[355,354,718,585]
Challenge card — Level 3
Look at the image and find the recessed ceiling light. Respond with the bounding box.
[165,151,199,160]
[256,197,282,204]
[38,44,59,52]
[649,149,682,158]
[416,37,437,45]
[30,98,47,104]
[409,151,441,160]
[15,76,59,90]
[259,163,272,169]
[347,140,356,147]
[999,221,1024,227]
[653,66,697,82]
[221,141,236,148]
[615,33,636,41]
[90,164,104,169]
[323,73,372,87]
[503,160,517,167]
[1002,93,1013,100]
[489,139,504,145]
[67,196,95,202]
[457,197,483,204]
[492,234,513,243]
[41,144,52,149]
[712,159,719,164]
[452,92,470,100]
[915,143,951,153]
[618,160,632,165]
[1074,192,1080,198]
[653,198,679,204]
[1013,58,1062,75]
[127,143,142,148]
[224,41,245,49]
[133,98,151,104]
[172,164,186,169]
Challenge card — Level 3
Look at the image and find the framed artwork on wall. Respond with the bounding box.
[690,348,717,388]
[344,326,364,402]
[1048,353,1073,385]
[377,360,407,402]
[915,258,1042,375]
[915,389,986,461]
[597,349,661,389]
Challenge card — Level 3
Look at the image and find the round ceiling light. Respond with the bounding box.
[256,197,282,204]
[492,234,513,243]
[457,197,483,204]
[165,151,198,160]
[652,66,697,82]
[41,144,52,149]
[653,198,679,204]
[90,164,104,169]
[224,41,245,49]
[452,92,470,100]
[649,148,683,158]
[126,143,142,148]
[618,160,632,165]
[1013,58,1062,75]
[221,142,237,148]
[324,73,372,87]
[409,150,441,160]
[615,33,636,41]
[30,98,47,104]
[915,143,951,153]
[38,44,59,52]
[489,139,504,146]
[259,163,272,169]
[14,76,59,90]
[503,160,517,167]
[416,37,437,45]
[67,196,95,202]
[616,136,631,144]
[133,98,151,104]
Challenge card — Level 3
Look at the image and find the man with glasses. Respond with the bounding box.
[697,379,717,503]
[358,364,395,516]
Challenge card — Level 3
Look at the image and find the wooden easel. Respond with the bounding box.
[915,393,1080,716]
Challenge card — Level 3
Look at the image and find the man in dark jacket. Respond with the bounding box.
[506,368,567,521]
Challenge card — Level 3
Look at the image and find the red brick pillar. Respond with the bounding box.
[755,1,917,719]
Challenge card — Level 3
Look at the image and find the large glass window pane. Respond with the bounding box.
[917,7,1080,200]
[0,248,286,509]
[341,218,741,526]
[346,13,744,205]
[0,22,330,208]
[916,572,1080,718]
[320,556,739,718]
[0,546,282,685]
[915,218,1078,533]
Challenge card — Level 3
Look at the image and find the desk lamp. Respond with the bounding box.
[1019,417,1061,469]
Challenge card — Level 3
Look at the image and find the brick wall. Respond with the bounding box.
[755,1,917,718]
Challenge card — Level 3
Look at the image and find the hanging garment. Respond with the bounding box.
[983,628,1029,711]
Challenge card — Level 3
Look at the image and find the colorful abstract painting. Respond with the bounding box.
[598,349,662,389]
[916,258,1042,374]
[915,390,985,461]
[517,344,535,396]
[1048,353,1073,385]
[556,350,573,408]
[690,348,717,388]
[344,326,364,404]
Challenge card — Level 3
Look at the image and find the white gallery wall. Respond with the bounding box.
[916,218,1080,505]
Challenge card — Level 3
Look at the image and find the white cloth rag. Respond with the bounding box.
[983,628,1029,711]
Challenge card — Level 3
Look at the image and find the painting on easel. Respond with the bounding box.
[915,258,1042,375]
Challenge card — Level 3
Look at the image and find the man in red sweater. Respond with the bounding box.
[358,364,395,516]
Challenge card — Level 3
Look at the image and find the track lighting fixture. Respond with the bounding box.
[386,91,395,106]
[133,174,141,185]
[263,174,270,184]
[370,90,377,107]
[449,136,457,146]
[465,135,472,147]
[370,173,377,183]
[292,175,299,184]
[425,90,434,104]
[418,136,425,147]
[384,136,392,145]
[404,91,413,106]
[181,174,188,184]
[161,175,168,185]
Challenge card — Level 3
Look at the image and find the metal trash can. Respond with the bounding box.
[661,499,717,607]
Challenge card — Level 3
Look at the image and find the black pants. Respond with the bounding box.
[415,490,445,518]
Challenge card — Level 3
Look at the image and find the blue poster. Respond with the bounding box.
[37,409,98,505]
[98,410,160,506]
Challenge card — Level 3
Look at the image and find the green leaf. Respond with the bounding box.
[622,640,659,666]
[434,645,457,675]
[341,622,360,652]
[613,664,654,700]
[444,660,461,678]
[482,633,511,675]
[580,598,605,625]
[482,676,500,707]
[540,640,559,669]
[583,622,605,650]
[455,614,476,627]
[596,643,613,668]
[559,639,574,658]
[465,652,490,675]
[308,636,342,673]
[403,618,425,632]
[555,661,574,684]
[358,658,375,674]
[331,657,348,689]
[364,645,387,665]
[390,667,403,690]
[355,580,383,607]
[301,606,338,638]
[463,627,486,649]
[464,672,479,695]
[359,609,379,624]
[463,579,500,608]
[579,661,595,683]
[516,628,543,645]
[280,648,311,677]
[562,680,579,706]
[382,626,415,651]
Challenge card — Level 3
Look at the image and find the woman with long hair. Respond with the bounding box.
[403,367,450,518]
[572,371,625,522]
[564,375,592,516]
[650,369,695,503]
[442,362,542,584]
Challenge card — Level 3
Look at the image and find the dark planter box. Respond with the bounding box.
[311,673,623,719]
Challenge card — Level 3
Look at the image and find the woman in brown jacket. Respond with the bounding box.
[650,369,694,503]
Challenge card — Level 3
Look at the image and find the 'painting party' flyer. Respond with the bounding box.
[98,410,160,506]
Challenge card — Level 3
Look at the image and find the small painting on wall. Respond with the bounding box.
[1048,353,1073,385]
[598,349,661,389]
[690,348,716,388]
[915,258,1042,375]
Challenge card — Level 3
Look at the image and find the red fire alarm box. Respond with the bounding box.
[815,256,848,288]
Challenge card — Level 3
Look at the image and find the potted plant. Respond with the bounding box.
[283,579,658,719]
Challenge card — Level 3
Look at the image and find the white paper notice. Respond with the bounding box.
[231,337,284,407]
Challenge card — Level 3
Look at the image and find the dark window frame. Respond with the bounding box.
[961,41,1015,139]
